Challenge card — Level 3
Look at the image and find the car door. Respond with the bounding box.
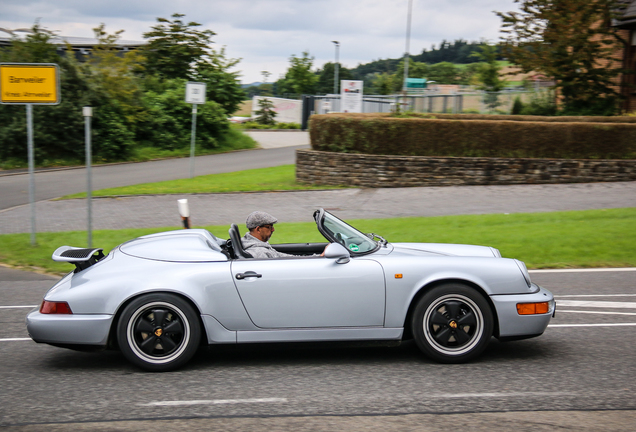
[231,256,385,329]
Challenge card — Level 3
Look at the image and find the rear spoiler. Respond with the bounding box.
[52,246,105,273]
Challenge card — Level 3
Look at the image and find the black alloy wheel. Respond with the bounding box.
[412,283,493,363]
[117,293,201,372]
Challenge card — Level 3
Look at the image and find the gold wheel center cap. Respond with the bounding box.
[449,321,458,329]
[154,328,163,337]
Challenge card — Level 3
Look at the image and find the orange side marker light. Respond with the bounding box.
[517,302,549,315]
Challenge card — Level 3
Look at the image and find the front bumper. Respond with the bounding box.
[490,284,555,338]
[26,309,113,346]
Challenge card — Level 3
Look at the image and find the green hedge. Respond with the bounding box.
[309,113,636,159]
[393,113,636,123]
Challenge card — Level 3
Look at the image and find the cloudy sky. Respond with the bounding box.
[1,0,519,84]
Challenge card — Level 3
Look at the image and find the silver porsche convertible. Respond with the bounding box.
[27,209,555,371]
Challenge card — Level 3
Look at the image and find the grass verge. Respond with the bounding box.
[0,208,633,275]
[60,165,345,198]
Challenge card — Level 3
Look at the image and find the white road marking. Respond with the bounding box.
[435,391,574,398]
[555,294,636,298]
[549,323,636,328]
[530,268,636,273]
[556,300,636,309]
[0,305,37,309]
[557,310,636,316]
[139,398,288,407]
[0,338,31,342]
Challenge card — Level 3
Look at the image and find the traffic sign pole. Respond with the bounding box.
[26,103,36,245]
[1,63,60,246]
[83,107,93,248]
[185,82,206,179]
[190,104,198,179]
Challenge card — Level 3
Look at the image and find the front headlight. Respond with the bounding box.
[514,259,532,288]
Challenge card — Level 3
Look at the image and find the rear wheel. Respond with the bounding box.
[117,293,200,372]
[412,283,493,363]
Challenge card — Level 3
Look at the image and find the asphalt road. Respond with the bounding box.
[0,145,306,211]
[1,266,634,430]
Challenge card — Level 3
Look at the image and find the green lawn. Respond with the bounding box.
[1,208,633,275]
[61,165,344,199]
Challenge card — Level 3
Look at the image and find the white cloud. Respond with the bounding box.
[0,0,518,83]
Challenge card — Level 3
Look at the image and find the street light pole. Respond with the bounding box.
[332,40,340,94]
[403,0,413,108]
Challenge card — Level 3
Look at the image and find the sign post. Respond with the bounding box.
[185,82,206,178]
[83,107,93,248]
[340,80,363,113]
[0,63,60,245]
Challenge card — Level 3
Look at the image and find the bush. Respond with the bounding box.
[511,96,524,115]
[141,80,229,150]
[240,121,301,130]
[309,113,636,159]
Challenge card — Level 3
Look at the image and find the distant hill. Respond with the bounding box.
[350,39,502,80]
[241,82,263,88]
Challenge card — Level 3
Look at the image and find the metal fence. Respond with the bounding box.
[300,91,547,129]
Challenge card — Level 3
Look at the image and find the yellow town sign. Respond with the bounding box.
[0,63,60,104]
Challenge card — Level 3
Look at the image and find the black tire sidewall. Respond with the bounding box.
[117,293,201,372]
[412,284,493,363]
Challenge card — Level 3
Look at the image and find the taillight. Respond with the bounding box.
[40,301,73,314]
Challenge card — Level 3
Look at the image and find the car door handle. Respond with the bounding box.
[235,271,262,280]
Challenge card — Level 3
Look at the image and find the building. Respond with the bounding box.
[613,1,636,111]
[0,27,145,61]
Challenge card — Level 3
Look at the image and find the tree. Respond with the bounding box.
[142,14,244,115]
[497,0,624,115]
[142,13,215,80]
[254,98,277,125]
[472,44,507,111]
[276,51,318,95]
[192,47,245,115]
[315,62,353,94]
[371,72,398,95]
[0,23,114,163]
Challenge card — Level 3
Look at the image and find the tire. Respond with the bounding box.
[117,293,201,372]
[412,283,493,363]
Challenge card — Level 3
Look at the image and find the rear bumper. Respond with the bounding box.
[490,285,555,338]
[26,309,113,346]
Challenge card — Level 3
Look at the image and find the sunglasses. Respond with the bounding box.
[259,224,274,230]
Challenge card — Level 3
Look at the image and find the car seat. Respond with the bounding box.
[228,223,253,259]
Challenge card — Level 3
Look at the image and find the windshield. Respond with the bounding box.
[318,210,379,254]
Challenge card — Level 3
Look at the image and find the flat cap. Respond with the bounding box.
[246,211,278,229]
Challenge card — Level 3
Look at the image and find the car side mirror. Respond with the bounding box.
[324,243,351,264]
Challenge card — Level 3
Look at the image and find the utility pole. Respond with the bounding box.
[402,0,414,110]
[332,41,340,94]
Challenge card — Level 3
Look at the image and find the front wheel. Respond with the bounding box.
[117,293,201,372]
[412,284,493,363]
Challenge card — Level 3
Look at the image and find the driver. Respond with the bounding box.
[241,211,300,259]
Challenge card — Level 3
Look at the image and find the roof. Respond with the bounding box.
[0,27,145,50]
[613,0,636,28]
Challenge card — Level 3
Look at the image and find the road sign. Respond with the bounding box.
[185,82,206,104]
[0,63,60,104]
[341,80,363,113]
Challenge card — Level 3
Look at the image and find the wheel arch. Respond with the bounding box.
[402,278,500,340]
[106,290,209,349]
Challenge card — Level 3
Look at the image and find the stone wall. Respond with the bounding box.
[296,149,636,187]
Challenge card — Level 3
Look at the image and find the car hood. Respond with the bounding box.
[390,243,500,258]
[119,229,228,262]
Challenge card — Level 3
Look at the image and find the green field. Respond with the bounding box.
[61,165,344,199]
[1,208,633,275]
